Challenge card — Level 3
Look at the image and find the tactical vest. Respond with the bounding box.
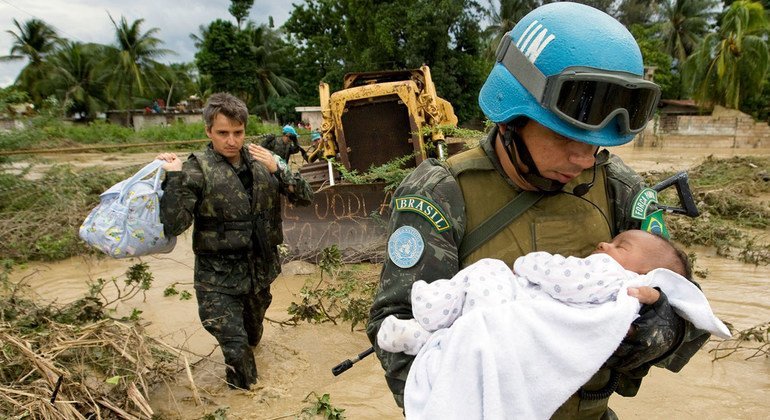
[191,148,282,256]
[446,146,614,267]
[446,146,618,418]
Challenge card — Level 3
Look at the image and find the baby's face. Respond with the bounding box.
[592,230,663,274]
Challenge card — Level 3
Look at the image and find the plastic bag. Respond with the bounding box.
[79,160,176,258]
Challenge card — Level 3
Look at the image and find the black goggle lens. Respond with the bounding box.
[555,80,658,131]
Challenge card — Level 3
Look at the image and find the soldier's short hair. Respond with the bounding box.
[203,93,248,128]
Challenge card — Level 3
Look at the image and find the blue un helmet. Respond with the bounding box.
[282,125,298,137]
[479,2,660,147]
[310,131,322,142]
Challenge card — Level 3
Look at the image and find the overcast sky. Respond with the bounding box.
[0,0,295,87]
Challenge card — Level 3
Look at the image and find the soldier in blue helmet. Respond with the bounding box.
[261,124,303,163]
[367,3,709,418]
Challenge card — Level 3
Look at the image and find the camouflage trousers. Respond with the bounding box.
[197,286,273,389]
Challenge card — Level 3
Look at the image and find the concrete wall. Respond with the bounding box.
[635,113,770,149]
[0,118,24,133]
[295,106,322,131]
[132,113,203,132]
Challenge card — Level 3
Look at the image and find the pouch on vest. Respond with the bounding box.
[79,160,176,258]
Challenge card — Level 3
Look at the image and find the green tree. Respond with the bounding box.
[616,0,659,26]
[658,0,720,65]
[47,42,110,120]
[683,0,770,109]
[0,18,62,104]
[155,62,199,108]
[229,0,255,30]
[282,0,350,103]
[483,0,540,60]
[106,14,172,113]
[195,20,252,98]
[630,24,679,99]
[284,0,487,124]
[243,22,296,117]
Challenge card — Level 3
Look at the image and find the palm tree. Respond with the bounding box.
[616,0,659,26]
[483,0,540,60]
[106,14,172,115]
[229,0,255,30]
[1,18,62,104]
[47,42,110,120]
[658,0,720,65]
[683,0,770,109]
[243,23,296,117]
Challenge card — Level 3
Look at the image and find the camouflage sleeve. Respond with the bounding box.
[365,159,465,402]
[604,152,645,234]
[604,152,711,393]
[271,156,313,206]
[288,138,301,155]
[159,156,203,236]
[260,134,275,149]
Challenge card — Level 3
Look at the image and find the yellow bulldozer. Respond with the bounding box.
[282,65,463,260]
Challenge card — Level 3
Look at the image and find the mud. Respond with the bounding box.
[7,145,770,419]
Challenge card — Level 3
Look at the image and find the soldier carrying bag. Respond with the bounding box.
[79,160,176,258]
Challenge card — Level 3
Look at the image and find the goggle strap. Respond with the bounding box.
[497,32,547,104]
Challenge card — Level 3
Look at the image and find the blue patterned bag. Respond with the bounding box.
[79,160,176,258]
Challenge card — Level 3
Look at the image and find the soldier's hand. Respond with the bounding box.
[624,286,660,337]
[248,144,278,173]
[628,286,660,305]
[155,153,182,171]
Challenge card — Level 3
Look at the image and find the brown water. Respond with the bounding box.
[8,145,770,419]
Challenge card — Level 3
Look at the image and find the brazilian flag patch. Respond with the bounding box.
[394,195,451,232]
[642,209,670,239]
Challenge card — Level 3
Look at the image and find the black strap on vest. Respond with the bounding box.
[195,213,269,232]
[458,190,543,261]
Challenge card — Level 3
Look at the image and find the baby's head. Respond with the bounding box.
[593,230,692,279]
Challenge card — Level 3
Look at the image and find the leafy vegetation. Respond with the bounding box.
[644,156,770,265]
[0,262,178,418]
[300,392,346,420]
[2,1,770,123]
[710,321,769,360]
[287,245,379,331]
[0,163,134,262]
[334,154,417,191]
[0,115,279,152]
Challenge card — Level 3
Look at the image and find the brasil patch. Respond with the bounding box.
[631,188,659,220]
[394,195,451,232]
[641,209,670,239]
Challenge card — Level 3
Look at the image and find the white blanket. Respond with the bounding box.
[403,257,730,420]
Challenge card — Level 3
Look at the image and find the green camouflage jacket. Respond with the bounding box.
[366,127,710,409]
[261,134,301,162]
[160,143,312,294]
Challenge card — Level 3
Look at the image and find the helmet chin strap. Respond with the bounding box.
[501,125,565,193]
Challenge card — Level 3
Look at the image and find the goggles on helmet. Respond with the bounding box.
[496,33,660,134]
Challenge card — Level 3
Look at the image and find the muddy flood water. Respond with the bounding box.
[9,145,770,419]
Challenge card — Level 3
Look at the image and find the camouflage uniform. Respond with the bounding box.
[366,127,709,417]
[261,134,300,162]
[160,143,312,389]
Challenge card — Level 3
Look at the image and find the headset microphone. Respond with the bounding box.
[572,162,597,197]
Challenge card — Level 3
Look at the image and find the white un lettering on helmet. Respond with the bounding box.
[516,20,556,63]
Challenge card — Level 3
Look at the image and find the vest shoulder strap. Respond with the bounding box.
[458,190,543,261]
[445,147,494,178]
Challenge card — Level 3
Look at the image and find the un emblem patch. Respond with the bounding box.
[387,226,425,269]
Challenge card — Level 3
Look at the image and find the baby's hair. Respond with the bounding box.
[652,234,693,280]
